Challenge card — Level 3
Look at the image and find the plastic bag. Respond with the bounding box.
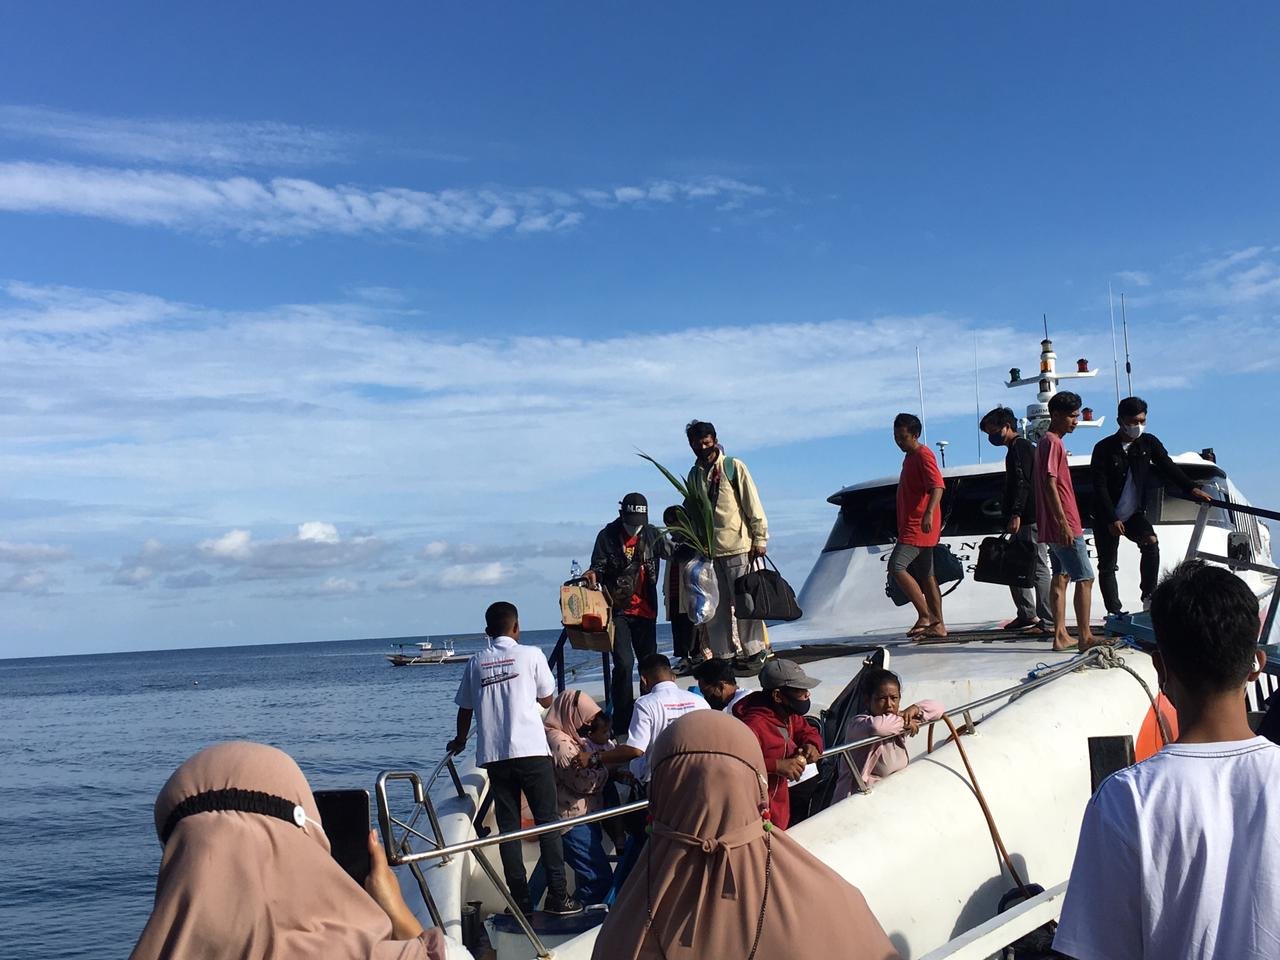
[681,557,719,625]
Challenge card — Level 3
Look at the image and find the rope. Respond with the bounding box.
[931,714,1033,899]
[1094,645,1172,746]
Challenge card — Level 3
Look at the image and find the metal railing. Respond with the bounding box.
[1186,497,1280,644]
[547,626,614,704]
[373,642,1116,958]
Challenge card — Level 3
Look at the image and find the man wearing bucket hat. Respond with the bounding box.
[732,658,824,829]
[586,493,671,736]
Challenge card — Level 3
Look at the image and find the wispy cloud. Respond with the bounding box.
[0,540,71,564]
[0,161,768,240]
[0,104,360,167]
[1114,270,1151,288]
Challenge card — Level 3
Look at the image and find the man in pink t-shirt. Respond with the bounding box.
[890,412,946,638]
[1035,391,1100,651]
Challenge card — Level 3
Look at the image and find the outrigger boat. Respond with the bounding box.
[386,639,470,666]
[374,336,1280,959]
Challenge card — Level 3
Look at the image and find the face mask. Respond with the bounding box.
[987,431,1005,447]
[1121,423,1144,440]
[703,690,729,711]
[622,521,642,536]
[779,692,810,717]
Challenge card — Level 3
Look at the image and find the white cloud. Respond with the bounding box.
[0,540,71,564]
[297,521,339,543]
[1,569,57,595]
[0,161,768,240]
[438,561,512,588]
[421,540,450,558]
[0,104,358,167]
[200,529,254,561]
[1114,270,1151,287]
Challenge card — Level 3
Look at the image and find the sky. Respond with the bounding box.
[3,3,1280,657]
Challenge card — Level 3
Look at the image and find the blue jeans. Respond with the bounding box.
[528,822,613,906]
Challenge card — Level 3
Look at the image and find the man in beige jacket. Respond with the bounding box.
[684,420,770,669]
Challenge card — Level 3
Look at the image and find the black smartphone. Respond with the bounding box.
[313,788,372,886]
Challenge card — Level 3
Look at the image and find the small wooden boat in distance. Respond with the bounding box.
[386,639,470,666]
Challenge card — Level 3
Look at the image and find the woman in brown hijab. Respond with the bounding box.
[129,741,448,960]
[592,710,900,960]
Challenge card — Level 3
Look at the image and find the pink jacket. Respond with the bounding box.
[832,700,944,799]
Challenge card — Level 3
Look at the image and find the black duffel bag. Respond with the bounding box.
[734,556,803,621]
[974,535,1037,589]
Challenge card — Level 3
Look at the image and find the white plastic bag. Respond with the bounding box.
[681,557,720,625]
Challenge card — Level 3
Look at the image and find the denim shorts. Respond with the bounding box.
[1048,535,1095,583]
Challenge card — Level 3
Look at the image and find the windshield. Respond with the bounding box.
[822,461,1229,552]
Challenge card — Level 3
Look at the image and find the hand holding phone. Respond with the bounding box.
[313,789,372,886]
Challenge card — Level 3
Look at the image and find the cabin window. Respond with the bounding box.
[821,462,1227,553]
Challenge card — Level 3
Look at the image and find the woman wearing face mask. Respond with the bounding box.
[831,668,944,800]
[731,659,823,829]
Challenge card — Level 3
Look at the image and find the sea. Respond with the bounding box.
[0,628,649,960]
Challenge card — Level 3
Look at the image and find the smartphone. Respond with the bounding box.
[313,788,372,886]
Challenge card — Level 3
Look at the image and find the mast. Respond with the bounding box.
[973,332,982,464]
[1108,283,1121,407]
[1120,293,1134,396]
[915,346,928,443]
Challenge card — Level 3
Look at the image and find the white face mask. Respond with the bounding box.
[1121,422,1145,440]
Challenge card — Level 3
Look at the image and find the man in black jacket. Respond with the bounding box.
[980,406,1053,633]
[1090,397,1211,614]
[585,493,671,735]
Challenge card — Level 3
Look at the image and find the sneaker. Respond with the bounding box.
[1141,595,1153,613]
[1002,616,1037,631]
[671,656,690,676]
[542,895,585,916]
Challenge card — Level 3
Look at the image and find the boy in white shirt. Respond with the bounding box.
[447,601,582,916]
[1054,560,1279,959]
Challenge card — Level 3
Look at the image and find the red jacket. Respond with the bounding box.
[732,691,823,829]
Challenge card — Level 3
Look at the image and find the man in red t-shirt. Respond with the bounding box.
[891,413,947,638]
[1034,391,1101,652]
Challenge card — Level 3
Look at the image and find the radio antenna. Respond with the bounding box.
[915,346,928,442]
[1109,283,1121,406]
[973,332,982,463]
[1120,293,1134,395]
[1043,312,1049,339]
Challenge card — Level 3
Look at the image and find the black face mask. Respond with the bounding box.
[987,432,1005,447]
[778,692,810,717]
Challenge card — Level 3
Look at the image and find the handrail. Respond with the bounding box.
[386,645,1113,867]
[1185,499,1280,644]
[917,881,1067,960]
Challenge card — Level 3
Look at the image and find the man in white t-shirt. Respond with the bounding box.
[1054,561,1279,959]
[447,601,582,916]
[591,653,709,782]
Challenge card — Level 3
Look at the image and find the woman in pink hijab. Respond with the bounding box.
[538,689,614,904]
[129,741,447,960]
[593,710,900,960]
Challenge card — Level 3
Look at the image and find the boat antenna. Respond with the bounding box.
[1108,283,1121,407]
[915,346,928,442]
[1120,293,1134,395]
[973,331,982,463]
[1043,312,1049,339]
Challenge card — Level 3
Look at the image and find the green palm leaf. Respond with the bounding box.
[638,451,716,559]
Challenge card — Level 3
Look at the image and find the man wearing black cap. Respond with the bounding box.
[586,493,670,736]
[732,658,823,829]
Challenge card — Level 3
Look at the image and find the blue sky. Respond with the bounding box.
[3,3,1279,657]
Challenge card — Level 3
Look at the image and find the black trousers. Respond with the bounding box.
[485,756,566,907]
[610,614,657,736]
[1093,512,1159,614]
[670,610,695,660]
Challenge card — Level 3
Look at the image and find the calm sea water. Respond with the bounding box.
[0,629,641,960]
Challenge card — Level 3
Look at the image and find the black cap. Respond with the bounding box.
[620,492,648,526]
